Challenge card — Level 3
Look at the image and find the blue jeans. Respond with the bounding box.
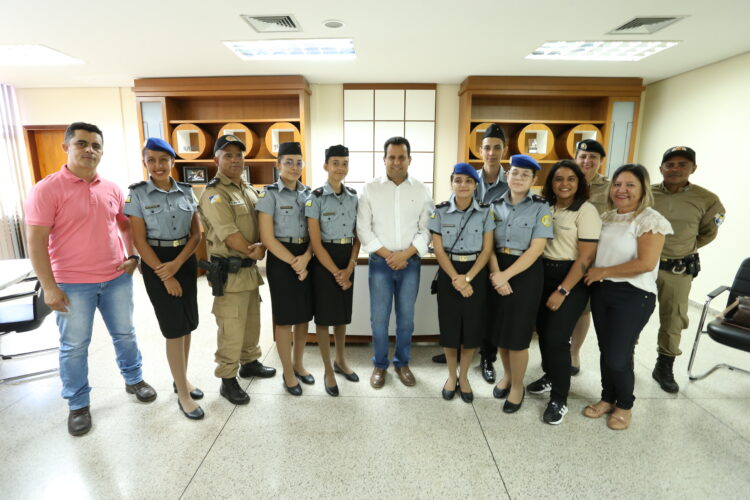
[368,253,420,369]
[56,273,143,410]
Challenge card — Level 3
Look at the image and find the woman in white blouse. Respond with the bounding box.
[583,164,672,430]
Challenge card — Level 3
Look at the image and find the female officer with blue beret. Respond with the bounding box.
[305,145,361,396]
[429,163,495,403]
[124,137,203,420]
[489,154,553,413]
[257,141,314,396]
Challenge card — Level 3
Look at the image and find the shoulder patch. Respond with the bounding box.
[207,178,220,188]
[479,202,490,208]
[345,185,357,195]
[264,183,278,190]
[258,191,266,198]
[541,214,552,227]
[714,213,725,226]
[127,181,147,190]
[305,200,313,207]
[435,201,450,208]
[208,194,222,204]
[313,187,324,197]
[532,194,547,203]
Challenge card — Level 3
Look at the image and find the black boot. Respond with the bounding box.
[220,377,250,405]
[652,354,679,393]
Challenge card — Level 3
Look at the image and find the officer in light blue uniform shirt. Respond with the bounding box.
[475,124,509,204]
[305,182,358,241]
[429,195,494,255]
[491,173,553,252]
[255,177,311,240]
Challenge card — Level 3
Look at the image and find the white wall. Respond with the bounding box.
[637,52,750,304]
[16,87,142,190]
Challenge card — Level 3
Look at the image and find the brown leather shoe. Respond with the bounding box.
[68,406,92,436]
[394,366,416,386]
[125,380,157,402]
[370,368,386,389]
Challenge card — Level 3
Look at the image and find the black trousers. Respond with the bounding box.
[590,281,656,410]
[536,260,589,404]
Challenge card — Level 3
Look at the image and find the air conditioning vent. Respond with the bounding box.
[241,15,301,33]
[608,16,684,35]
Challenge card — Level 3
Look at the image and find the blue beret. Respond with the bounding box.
[510,154,540,171]
[143,137,175,158]
[452,162,480,183]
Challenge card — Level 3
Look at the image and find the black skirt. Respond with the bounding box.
[436,259,488,349]
[141,245,199,339]
[492,253,543,350]
[266,241,313,326]
[312,242,355,326]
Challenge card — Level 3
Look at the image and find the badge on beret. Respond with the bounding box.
[579,142,587,150]
[541,214,552,227]
[209,194,222,204]
[305,200,312,207]
[125,195,131,204]
[714,213,725,226]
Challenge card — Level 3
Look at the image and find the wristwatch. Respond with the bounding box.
[127,255,141,264]
[557,285,569,296]
[465,275,472,283]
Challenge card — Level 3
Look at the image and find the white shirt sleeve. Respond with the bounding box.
[356,182,384,254]
[411,184,434,256]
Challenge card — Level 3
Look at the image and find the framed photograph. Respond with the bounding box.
[241,166,250,183]
[183,166,207,184]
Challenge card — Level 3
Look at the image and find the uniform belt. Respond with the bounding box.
[497,247,524,256]
[147,237,188,247]
[660,254,698,275]
[449,253,478,262]
[323,238,353,244]
[277,237,309,244]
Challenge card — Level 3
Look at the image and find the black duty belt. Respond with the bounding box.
[147,236,188,247]
[659,253,700,277]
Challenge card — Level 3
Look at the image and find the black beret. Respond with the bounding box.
[576,139,606,157]
[278,141,302,157]
[482,123,506,143]
[325,144,349,161]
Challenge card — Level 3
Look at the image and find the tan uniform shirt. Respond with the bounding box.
[588,172,610,215]
[652,182,726,259]
[198,172,263,292]
[543,199,602,261]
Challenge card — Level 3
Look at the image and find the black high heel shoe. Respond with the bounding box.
[333,361,359,382]
[442,379,456,400]
[284,379,303,396]
[493,384,509,399]
[458,381,473,403]
[294,371,315,385]
[503,388,525,413]
[173,382,204,400]
[178,400,205,420]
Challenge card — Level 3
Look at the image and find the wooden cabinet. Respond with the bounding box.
[133,76,311,189]
[458,76,643,185]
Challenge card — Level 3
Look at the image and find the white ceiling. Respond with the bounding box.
[1,0,749,88]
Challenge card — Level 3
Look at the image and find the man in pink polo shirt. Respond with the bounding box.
[25,122,157,437]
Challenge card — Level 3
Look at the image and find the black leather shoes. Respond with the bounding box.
[432,353,447,364]
[481,357,496,384]
[294,371,315,385]
[493,384,509,399]
[220,377,250,405]
[178,400,205,420]
[458,383,474,404]
[333,361,359,382]
[68,406,92,436]
[442,379,456,400]
[125,380,157,402]
[173,382,204,400]
[325,384,339,397]
[284,379,303,396]
[503,389,525,414]
[570,365,581,376]
[239,360,277,379]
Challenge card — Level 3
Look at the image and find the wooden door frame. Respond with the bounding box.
[23,125,68,183]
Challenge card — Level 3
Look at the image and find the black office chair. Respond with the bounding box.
[687,257,750,380]
[0,277,58,383]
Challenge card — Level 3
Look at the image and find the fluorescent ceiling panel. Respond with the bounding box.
[0,45,84,65]
[224,39,355,61]
[526,41,679,62]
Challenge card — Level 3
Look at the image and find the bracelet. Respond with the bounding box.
[127,255,140,264]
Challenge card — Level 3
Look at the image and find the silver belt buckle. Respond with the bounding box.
[172,239,180,247]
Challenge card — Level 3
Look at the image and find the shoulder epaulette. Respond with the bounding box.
[313,187,324,197]
[532,194,547,203]
[127,181,146,190]
[207,178,220,188]
[479,202,490,208]
[264,183,278,190]
[435,201,450,208]
[176,180,192,188]
[345,185,357,195]
[490,198,503,204]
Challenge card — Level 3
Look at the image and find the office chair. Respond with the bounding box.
[687,257,750,381]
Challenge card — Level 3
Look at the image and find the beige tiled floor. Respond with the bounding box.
[1,274,748,499]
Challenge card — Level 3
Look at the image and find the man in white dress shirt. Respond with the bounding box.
[357,136,434,389]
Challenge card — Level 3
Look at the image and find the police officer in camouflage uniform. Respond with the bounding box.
[651,146,726,393]
[198,134,276,406]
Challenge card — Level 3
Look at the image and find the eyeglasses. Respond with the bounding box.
[280,159,305,169]
[71,140,102,153]
[508,170,534,180]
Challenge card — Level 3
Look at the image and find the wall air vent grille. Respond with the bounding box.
[241,15,301,33]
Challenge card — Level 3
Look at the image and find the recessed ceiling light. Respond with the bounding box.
[526,41,679,62]
[224,39,355,61]
[322,19,344,29]
[0,45,84,65]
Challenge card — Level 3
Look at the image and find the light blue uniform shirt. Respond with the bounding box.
[428,195,495,254]
[475,167,508,204]
[124,178,196,240]
[304,182,358,240]
[255,179,311,239]
[491,191,553,251]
